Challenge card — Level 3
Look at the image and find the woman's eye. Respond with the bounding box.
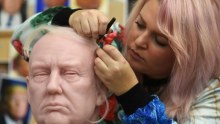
[135,21,146,30]
[154,35,168,47]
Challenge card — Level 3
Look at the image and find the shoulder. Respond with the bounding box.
[186,78,220,123]
[193,78,220,106]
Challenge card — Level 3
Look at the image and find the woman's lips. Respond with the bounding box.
[128,49,144,61]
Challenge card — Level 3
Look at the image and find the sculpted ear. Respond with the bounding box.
[96,82,108,106]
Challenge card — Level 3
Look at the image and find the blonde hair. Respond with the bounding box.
[24,25,97,59]
[126,0,220,122]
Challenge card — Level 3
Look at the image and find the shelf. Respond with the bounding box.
[0,30,13,37]
[0,31,13,73]
[0,61,9,64]
[0,30,13,63]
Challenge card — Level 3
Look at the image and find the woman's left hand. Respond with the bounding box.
[94,45,138,96]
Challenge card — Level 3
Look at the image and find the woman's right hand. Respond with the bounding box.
[69,9,109,39]
[95,45,138,96]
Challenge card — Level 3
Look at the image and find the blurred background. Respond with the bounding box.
[0,0,136,124]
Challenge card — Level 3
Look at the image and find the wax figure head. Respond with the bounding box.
[0,78,28,122]
[10,8,124,123]
[18,26,107,124]
[43,0,66,8]
[1,0,23,15]
[76,0,102,9]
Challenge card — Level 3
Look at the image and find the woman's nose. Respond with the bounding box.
[134,32,149,49]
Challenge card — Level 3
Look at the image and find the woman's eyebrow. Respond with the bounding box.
[139,13,146,25]
[139,13,166,37]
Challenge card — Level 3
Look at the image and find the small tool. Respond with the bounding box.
[98,17,116,40]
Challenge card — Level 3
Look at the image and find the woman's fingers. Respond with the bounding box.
[96,48,115,66]
[81,19,92,37]
[94,57,108,74]
[88,16,99,39]
[98,15,109,35]
[103,45,125,61]
[69,9,109,39]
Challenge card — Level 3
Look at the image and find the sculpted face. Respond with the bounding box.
[43,0,66,7]
[2,0,23,15]
[27,28,103,124]
[7,86,28,121]
[76,0,101,9]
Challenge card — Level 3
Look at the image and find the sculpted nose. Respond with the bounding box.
[47,71,63,95]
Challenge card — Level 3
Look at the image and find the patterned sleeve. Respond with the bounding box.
[118,96,177,124]
[183,79,220,124]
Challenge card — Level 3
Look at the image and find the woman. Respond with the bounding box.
[66,0,220,123]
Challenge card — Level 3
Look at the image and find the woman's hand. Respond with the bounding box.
[69,9,109,39]
[95,45,138,96]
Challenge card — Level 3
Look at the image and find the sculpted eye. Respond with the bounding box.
[64,71,78,77]
[32,72,49,82]
[65,71,77,75]
[63,70,80,82]
[10,95,27,102]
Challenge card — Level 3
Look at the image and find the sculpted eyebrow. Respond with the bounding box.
[30,63,49,71]
[59,61,82,67]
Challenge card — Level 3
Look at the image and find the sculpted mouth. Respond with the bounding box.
[46,102,64,106]
[43,102,68,112]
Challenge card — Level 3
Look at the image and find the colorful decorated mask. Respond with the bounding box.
[11,6,124,62]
